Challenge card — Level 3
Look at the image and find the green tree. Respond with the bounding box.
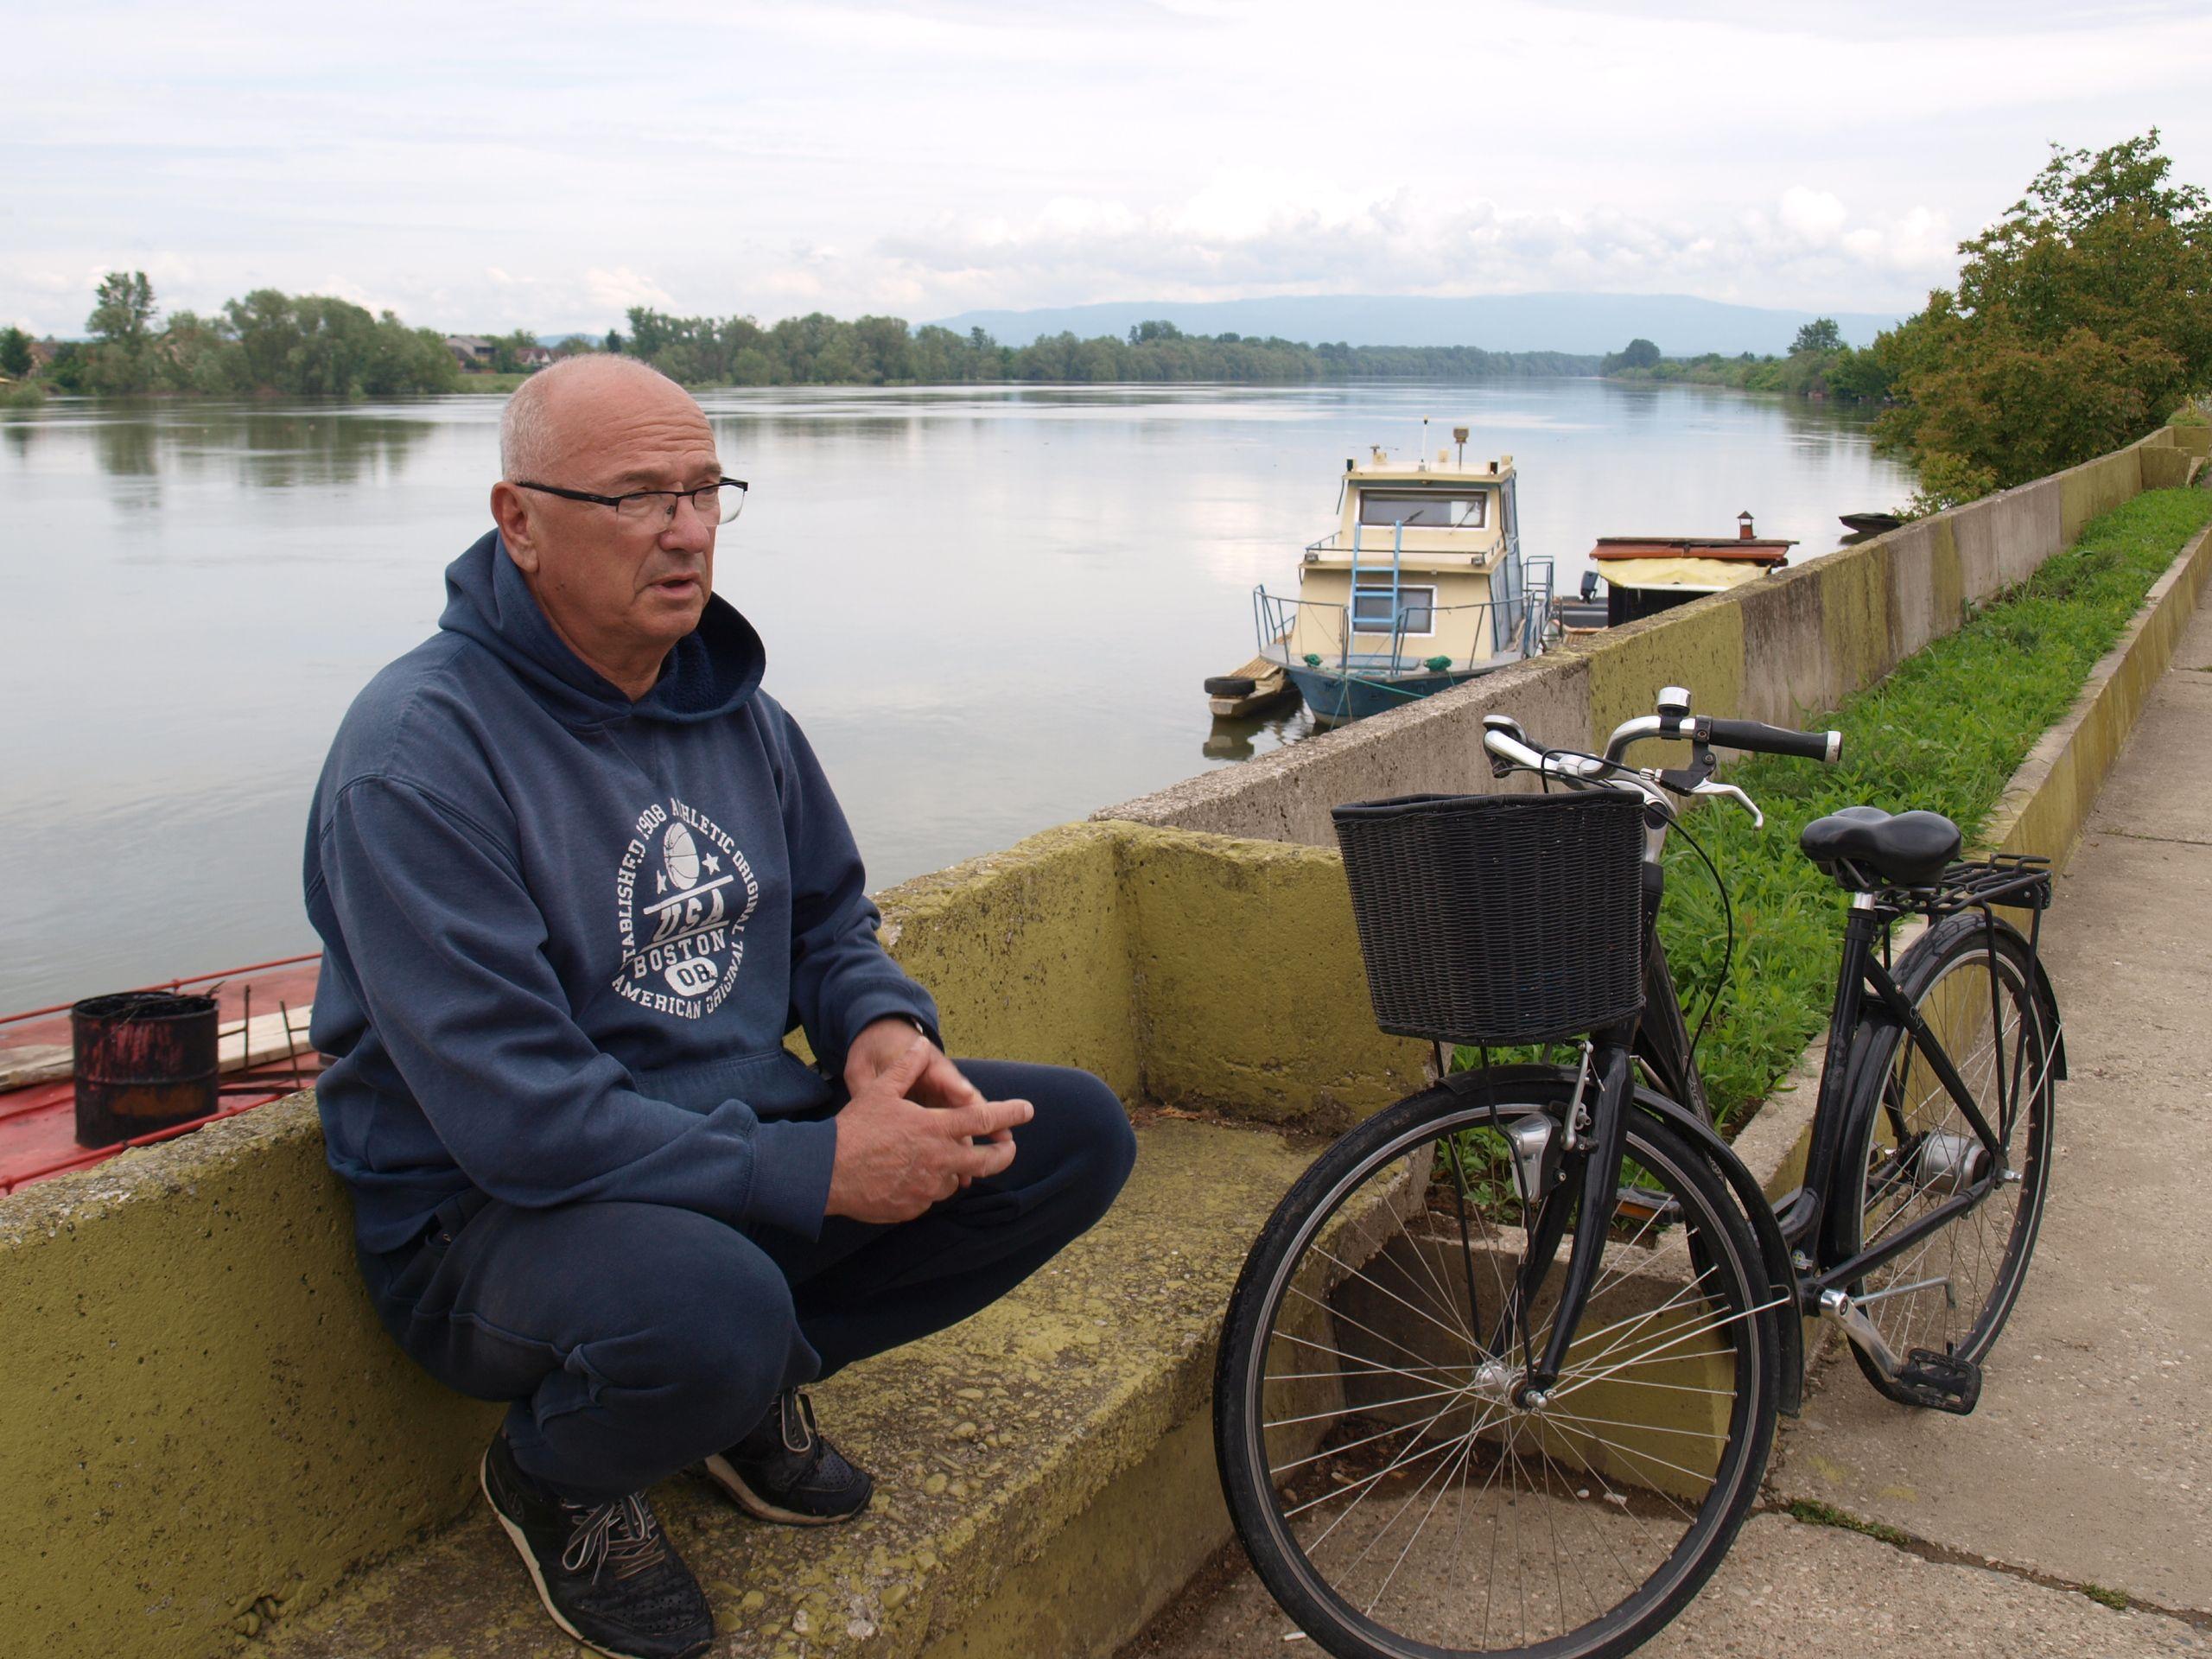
[1875,130,2212,492]
[1603,337,1662,372]
[490,328,540,374]
[1791,317,1844,355]
[89,270,157,351]
[86,270,160,392]
[0,326,30,378]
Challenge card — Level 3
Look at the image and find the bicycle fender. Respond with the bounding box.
[1442,1064,1807,1415]
[2028,951,2069,1082]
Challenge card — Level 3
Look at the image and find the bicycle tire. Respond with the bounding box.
[1823,909,2056,1400]
[1214,1073,1781,1659]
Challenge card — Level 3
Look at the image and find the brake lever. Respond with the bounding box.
[1688,779,1764,827]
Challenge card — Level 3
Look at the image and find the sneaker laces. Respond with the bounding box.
[779,1389,820,1457]
[559,1493,671,1584]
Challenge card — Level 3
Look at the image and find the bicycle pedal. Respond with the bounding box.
[1893,1348,1981,1414]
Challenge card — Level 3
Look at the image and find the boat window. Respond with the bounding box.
[1357,492,1487,529]
[1351,586,1437,634]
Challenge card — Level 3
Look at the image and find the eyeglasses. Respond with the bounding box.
[512,476,748,527]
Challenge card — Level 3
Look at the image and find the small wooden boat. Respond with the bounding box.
[1204,653,1297,718]
[1840,511,1904,535]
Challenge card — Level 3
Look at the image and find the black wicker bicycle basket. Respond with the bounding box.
[1331,789,1646,1046]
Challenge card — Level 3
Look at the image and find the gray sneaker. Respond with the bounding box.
[480,1431,714,1659]
[702,1389,874,1525]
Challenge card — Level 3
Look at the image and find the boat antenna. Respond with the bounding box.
[1420,416,1429,471]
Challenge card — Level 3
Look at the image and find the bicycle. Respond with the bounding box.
[1212,684,2063,1659]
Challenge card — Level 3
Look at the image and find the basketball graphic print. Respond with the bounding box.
[612,798,760,1019]
[662,822,701,890]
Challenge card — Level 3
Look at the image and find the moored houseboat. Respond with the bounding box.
[1242,433,1552,725]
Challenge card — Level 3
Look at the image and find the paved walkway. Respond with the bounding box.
[1129,601,2212,1658]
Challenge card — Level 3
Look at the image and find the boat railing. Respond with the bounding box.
[1253,588,1543,677]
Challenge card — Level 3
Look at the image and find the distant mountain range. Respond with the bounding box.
[931,293,1904,357]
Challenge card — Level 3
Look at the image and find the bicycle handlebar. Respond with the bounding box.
[1482,697,1841,812]
[1704,718,1842,764]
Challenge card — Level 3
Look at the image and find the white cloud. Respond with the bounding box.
[584,268,677,314]
[870,178,1960,318]
[0,0,2206,334]
[1779,188,1849,248]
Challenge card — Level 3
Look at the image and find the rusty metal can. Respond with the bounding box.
[71,991,220,1148]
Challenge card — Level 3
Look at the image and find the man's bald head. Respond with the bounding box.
[499,354,698,482]
[488,354,726,701]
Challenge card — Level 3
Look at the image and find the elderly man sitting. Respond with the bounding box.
[303,355,1135,1659]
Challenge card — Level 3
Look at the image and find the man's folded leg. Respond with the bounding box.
[362,1198,821,1658]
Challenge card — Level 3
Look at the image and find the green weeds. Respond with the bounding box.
[1784,1497,1916,1548]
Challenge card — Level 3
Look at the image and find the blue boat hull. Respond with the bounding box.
[1285,663,1481,723]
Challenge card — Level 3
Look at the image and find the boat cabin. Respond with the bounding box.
[1268,445,1540,685]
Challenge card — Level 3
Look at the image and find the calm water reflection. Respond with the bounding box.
[0,381,1911,1009]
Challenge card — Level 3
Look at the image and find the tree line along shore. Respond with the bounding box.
[3,131,2205,518]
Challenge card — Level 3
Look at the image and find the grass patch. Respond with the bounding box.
[2080,1582,2132,1611]
[1452,488,2212,1131]
[452,372,533,394]
[1785,1497,1916,1548]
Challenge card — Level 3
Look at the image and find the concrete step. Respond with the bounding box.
[257,1116,1352,1659]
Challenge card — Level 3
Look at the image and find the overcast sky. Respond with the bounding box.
[6,0,2210,338]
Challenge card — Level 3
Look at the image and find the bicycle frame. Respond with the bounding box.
[1515,810,2050,1395]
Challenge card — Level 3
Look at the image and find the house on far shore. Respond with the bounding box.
[444,335,554,372]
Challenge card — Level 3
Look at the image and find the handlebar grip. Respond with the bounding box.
[1705,718,1842,763]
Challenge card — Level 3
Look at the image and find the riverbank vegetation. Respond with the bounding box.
[1602,131,2212,515]
[14,276,463,397]
[614,308,1595,385]
[1875,130,2211,499]
[1602,318,1892,404]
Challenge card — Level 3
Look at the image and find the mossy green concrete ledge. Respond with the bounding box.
[259,1117,1343,1659]
[3,821,1424,1658]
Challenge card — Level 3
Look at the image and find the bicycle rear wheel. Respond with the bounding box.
[1825,910,2056,1398]
[1214,1072,1781,1659]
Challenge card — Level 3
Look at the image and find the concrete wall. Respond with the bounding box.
[0,822,1421,1659]
[1100,429,2177,848]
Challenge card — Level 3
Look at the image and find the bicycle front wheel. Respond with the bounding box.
[1826,910,2056,1398]
[1214,1073,1781,1659]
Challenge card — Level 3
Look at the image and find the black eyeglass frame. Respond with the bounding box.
[511,475,748,522]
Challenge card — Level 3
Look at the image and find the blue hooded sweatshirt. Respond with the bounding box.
[303,530,939,1255]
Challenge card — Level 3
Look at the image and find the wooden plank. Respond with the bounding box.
[217,1006,316,1074]
[0,1046,71,1091]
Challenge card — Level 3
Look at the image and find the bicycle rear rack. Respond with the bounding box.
[1880,854,2054,918]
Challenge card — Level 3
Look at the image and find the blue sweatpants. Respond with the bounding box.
[356,1060,1137,1501]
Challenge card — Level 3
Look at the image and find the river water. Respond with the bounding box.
[0,380,1911,1011]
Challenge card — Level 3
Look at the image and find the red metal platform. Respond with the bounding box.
[0,956,326,1196]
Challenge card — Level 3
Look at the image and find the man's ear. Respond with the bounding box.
[490,481,540,573]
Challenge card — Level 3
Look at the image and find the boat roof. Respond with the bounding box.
[1592,537,1793,567]
[1346,448,1514,485]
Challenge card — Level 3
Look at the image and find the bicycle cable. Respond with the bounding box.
[1667,810,1736,1069]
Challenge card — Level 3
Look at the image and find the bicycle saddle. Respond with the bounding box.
[1799,805,1961,888]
